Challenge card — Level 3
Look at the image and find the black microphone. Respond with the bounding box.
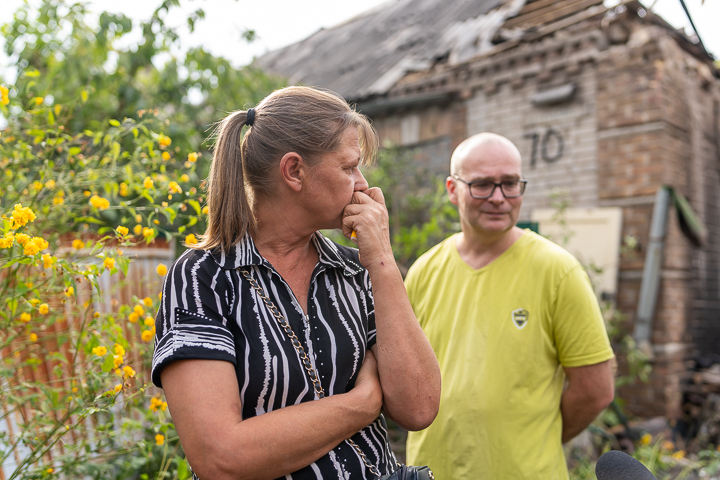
[595,450,657,480]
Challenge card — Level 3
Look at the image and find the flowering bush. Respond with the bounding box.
[0,71,209,478]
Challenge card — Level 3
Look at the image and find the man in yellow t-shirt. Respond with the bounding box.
[405,133,615,480]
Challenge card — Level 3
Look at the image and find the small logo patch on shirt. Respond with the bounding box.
[512,308,529,329]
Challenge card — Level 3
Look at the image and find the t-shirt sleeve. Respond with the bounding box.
[151,250,237,388]
[553,265,615,368]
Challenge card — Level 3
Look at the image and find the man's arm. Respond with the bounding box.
[561,360,614,443]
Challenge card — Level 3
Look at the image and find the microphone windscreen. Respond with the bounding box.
[595,450,657,480]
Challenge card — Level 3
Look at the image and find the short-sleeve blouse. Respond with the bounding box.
[151,232,397,479]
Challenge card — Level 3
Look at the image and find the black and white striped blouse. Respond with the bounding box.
[151,232,397,479]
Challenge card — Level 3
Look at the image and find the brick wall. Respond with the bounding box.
[465,67,600,220]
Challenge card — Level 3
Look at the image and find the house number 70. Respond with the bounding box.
[523,128,564,167]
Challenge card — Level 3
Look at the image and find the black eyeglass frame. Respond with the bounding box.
[452,175,528,199]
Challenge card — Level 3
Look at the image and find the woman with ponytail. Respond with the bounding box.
[151,86,440,480]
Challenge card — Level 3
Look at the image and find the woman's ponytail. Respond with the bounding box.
[197,110,254,252]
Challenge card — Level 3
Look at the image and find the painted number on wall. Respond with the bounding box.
[523,128,564,167]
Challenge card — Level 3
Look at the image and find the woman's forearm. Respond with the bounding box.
[367,259,441,431]
[161,358,382,480]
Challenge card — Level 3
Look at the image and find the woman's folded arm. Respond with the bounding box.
[161,352,382,480]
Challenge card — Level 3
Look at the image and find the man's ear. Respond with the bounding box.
[446,176,459,206]
[279,152,306,192]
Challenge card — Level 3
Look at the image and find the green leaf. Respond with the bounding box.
[48,111,55,125]
[109,119,121,127]
[101,352,115,373]
[74,216,106,225]
[177,458,191,480]
[68,147,82,156]
[187,199,201,215]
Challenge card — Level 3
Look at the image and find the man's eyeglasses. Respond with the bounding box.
[452,175,528,199]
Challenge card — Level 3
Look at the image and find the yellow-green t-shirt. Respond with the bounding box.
[405,231,614,480]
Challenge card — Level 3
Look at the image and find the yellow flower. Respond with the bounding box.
[122,365,136,378]
[15,233,30,246]
[23,236,48,256]
[114,343,125,356]
[185,234,198,245]
[157,134,171,148]
[143,297,153,307]
[42,253,56,268]
[45,179,55,189]
[119,182,128,196]
[25,282,33,288]
[0,233,14,248]
[116,226,129,236]
[72,239,85,250]
[0,85,9,105]
[103,257,115,270]
[662,441,675,451]
[83,190,91,196]
[180,174,190,182]
[133,224,142,236]
[92,346,108,356]
[141,329,154,342]
[202,205,209,215]
[29,333,38,342]
[113,383,122,393]
[89,195,110,210]
[149,397,168,412]
[156,263,167,276]
[187,152,198,163]
[65,286,74,297]
[161,201,168,207]
[153,219,159,225]
[19,312,31,323]
[10,203,37,228]
[128,312,139,323]
[133,305,145,316]
[53,197,64,205]
[162,151,170,161]
[46,468,53,474]
[155,434,165,446]
[39,304,49,314]
[135,214,142,223]
[672,450,685,460]
[158,292,162,300]
[144,316,155,327]
[34,96,44,105]
[168,181,182,194]
[24,243,40,256]
[640,433,652,446]
[113,354,124,369]
[31,181,43,191]
[143,177,154,189]
[142,227,154,238]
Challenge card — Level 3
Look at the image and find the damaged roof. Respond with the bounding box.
[255,0,516,101]
[256,0,714,102]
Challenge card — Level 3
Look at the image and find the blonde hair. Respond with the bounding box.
[197,86,379,252]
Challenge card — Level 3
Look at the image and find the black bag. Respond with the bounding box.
[242,270,434,480]
[381,465,435,480]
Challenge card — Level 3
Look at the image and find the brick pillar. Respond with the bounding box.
[596,31,693,418]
